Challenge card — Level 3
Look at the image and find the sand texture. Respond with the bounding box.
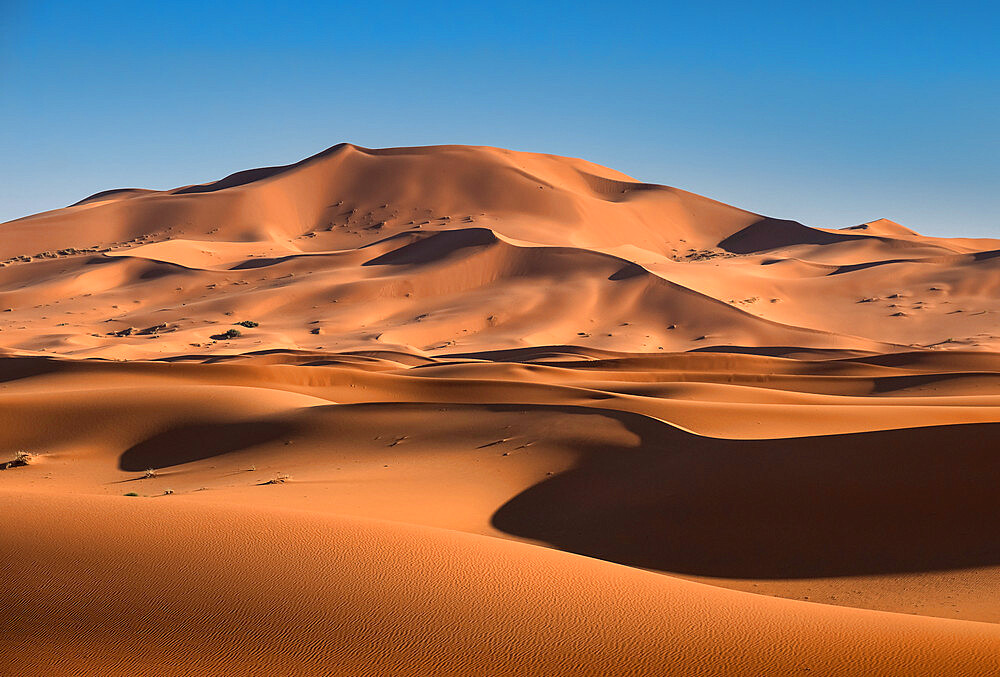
[2,144,999,675]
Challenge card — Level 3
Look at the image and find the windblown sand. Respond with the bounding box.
[2,144,999,675]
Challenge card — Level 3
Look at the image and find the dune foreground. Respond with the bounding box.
[2,144,1000,675]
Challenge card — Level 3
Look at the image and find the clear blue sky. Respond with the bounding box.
[1,1,997,237]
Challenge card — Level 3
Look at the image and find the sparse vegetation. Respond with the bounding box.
[4,450,36,469]
[124,492,139,497]
[235,320,258,328]
[209,328,243,340]
[143,468,157,479]
[137,323,170,335]
[261,473,290,485]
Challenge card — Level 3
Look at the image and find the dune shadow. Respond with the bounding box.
[362,228,497,266]
[119,420,296,471]
[687,345,864,358]
[172,166,288,195]
[69,187,155,206]
[0,357,64,384]
[608,262,646,281]
[490,405,1000,578]
[230,256,296,270]
[718,217,867,254]
[830,259,911,275]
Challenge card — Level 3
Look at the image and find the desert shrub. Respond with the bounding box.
[124,492,139,497]
[143,468,157,479]
[210,328,243,340]
[4,450,35,468]
[261,473,291,485]
[235,320,258,328]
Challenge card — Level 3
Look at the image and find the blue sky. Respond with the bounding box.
[1,1,997,236]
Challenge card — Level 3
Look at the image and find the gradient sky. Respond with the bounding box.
[1,1,997,237]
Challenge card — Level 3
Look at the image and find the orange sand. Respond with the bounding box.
[2,144,999,675]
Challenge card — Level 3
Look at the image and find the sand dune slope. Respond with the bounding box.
[3,144,1000,674]
[4,491,1000,677]
[1,143,998,357]
[3,349,1000,629]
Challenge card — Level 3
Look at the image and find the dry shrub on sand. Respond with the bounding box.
[5,450,36,468]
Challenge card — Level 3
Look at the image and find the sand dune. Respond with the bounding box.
[3,143,998,359]
[2,143,999,674]
[6,490,1000,676]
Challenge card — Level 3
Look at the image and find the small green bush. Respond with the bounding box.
[209,328,242,341]
[124,492,139,497]
[235,320,258,328]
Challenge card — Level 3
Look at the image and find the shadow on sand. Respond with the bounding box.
[490,405,1000,579]
[119,420,296,471]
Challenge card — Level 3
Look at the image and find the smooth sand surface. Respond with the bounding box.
[2,144,999,674]
[5,490,1000,676]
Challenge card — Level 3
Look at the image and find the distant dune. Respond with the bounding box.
[2,144,999,675]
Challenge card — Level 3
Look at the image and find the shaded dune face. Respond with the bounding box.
[119,419,299,470]
[717,217,870,253]
[3,144,1000,675]
[492,412,1000,578]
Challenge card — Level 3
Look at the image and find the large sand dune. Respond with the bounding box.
[2,144,999,674]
